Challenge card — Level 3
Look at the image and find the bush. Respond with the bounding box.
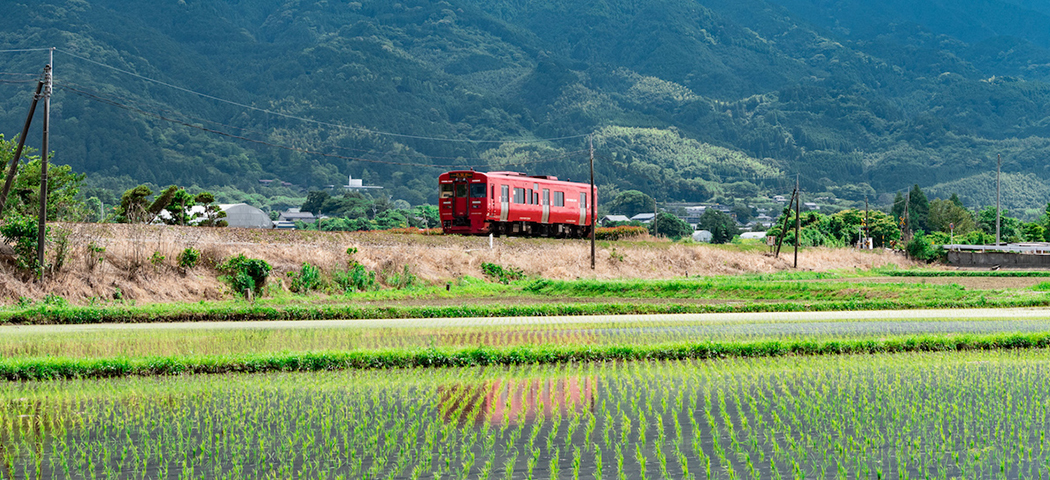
[0,214,45,271]
[481,262,525,284]
[595,226,648,241]
[289,262,322,293]
[177,247,200,269]
[217,254,272,297]
[386,265,418,290]
[335,263,378,293]
[906,231,945,263]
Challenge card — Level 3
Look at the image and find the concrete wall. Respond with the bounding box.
[948,251,1050,268]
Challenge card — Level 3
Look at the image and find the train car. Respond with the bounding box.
[438,170,594,237]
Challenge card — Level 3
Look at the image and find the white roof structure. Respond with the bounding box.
[602,215,631,224]
[219,203,272,228]
[740,231,767,240]
[692,230,713,242]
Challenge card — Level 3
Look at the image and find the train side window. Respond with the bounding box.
[470,183,486,198]
[490,185,495,199]
[528,190,534,205]
[514,187,525,204]
[543,189,550,206]
[440,184,453,199]
[455,184,468,198]
[554,191,564,207]
[502,185,509,202]
[579,192,587,209]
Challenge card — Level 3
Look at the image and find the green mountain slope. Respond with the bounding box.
[0,0,1048,214]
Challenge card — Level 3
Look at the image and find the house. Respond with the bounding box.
[804,202,820,211]
[602,215,631,225]
[630,213,656,223]
[278,208,318,224]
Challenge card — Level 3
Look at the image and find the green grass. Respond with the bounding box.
[880,269,1050,277]
[5,331,1050,380]
[3,295,1050,325]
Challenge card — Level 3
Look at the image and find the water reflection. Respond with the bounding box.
[440,376,594,426]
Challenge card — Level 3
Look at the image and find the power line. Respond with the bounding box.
[60,85,588,169]
[56,48,589,145]
[0,48,53,53]
[60,80,580,163]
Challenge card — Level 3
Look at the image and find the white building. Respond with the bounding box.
[219,203,272,228]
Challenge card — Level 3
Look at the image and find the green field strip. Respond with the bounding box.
[6,331,1050,381]
[3,296,1050,325]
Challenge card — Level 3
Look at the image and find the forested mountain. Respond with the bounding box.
[1,0,1049,215]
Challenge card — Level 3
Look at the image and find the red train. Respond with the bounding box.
[438,170,594,237]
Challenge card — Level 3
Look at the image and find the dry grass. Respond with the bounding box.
[0,224,917,305]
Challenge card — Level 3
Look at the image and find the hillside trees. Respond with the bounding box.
[606,190,655,218]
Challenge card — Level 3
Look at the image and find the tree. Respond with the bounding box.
[977,206,1022,243]
[907,184,929,232]
[730,204,754,224]
[698,209,739,244]
[116,185,154,223]
[606,190,655,218]
[928,198,975,235]
[301,190,330,216]
[413,205,439,229]
[0,133,86,221]
[649,212,693,240]
[192,192,227,227]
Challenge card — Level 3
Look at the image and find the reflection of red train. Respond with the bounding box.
[439,377,595,427]
[438,171,594,237]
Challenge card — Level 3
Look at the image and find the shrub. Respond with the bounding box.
[217,254,272,297]
[906,231,945,263]
[386,265,418,290]
[481,262,524,284]
[289,262,322,293]
[595,226,648,241]
[177,247,200,269]
[150,251,165,266]
[335,263,378,292]
[0,214,45,271]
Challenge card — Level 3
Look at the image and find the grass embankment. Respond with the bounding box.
[5,331,1050,380]
[3,270,1044,324]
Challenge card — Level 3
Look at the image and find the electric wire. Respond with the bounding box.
[56,48,590,145]
[59,80,586,164]
[60,85,588,169]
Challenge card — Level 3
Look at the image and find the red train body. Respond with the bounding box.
[438,171,594,237]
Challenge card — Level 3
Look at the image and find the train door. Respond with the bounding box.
[578,192,587,225]
[542,189,550,223]
[500,185,509,221]
[454,182,469,219]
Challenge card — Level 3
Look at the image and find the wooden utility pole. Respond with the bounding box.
[774,187,797,259]
[0,80,44,215]
[589,135,595,270]
[793,175,800,268]
[653,198,658,237]
[37,50,53,275]
[864,196,869,249]
[904,191,910,241]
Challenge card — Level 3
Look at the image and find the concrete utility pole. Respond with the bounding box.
[996,153,1001,246]
[589,135,595,270]
[653,198,658,237]
[37,48,53,276]
[864,196,870,249]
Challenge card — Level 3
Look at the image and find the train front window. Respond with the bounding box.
[455,184,468,198]
[440,185,453,199]
[470,184,486,198]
